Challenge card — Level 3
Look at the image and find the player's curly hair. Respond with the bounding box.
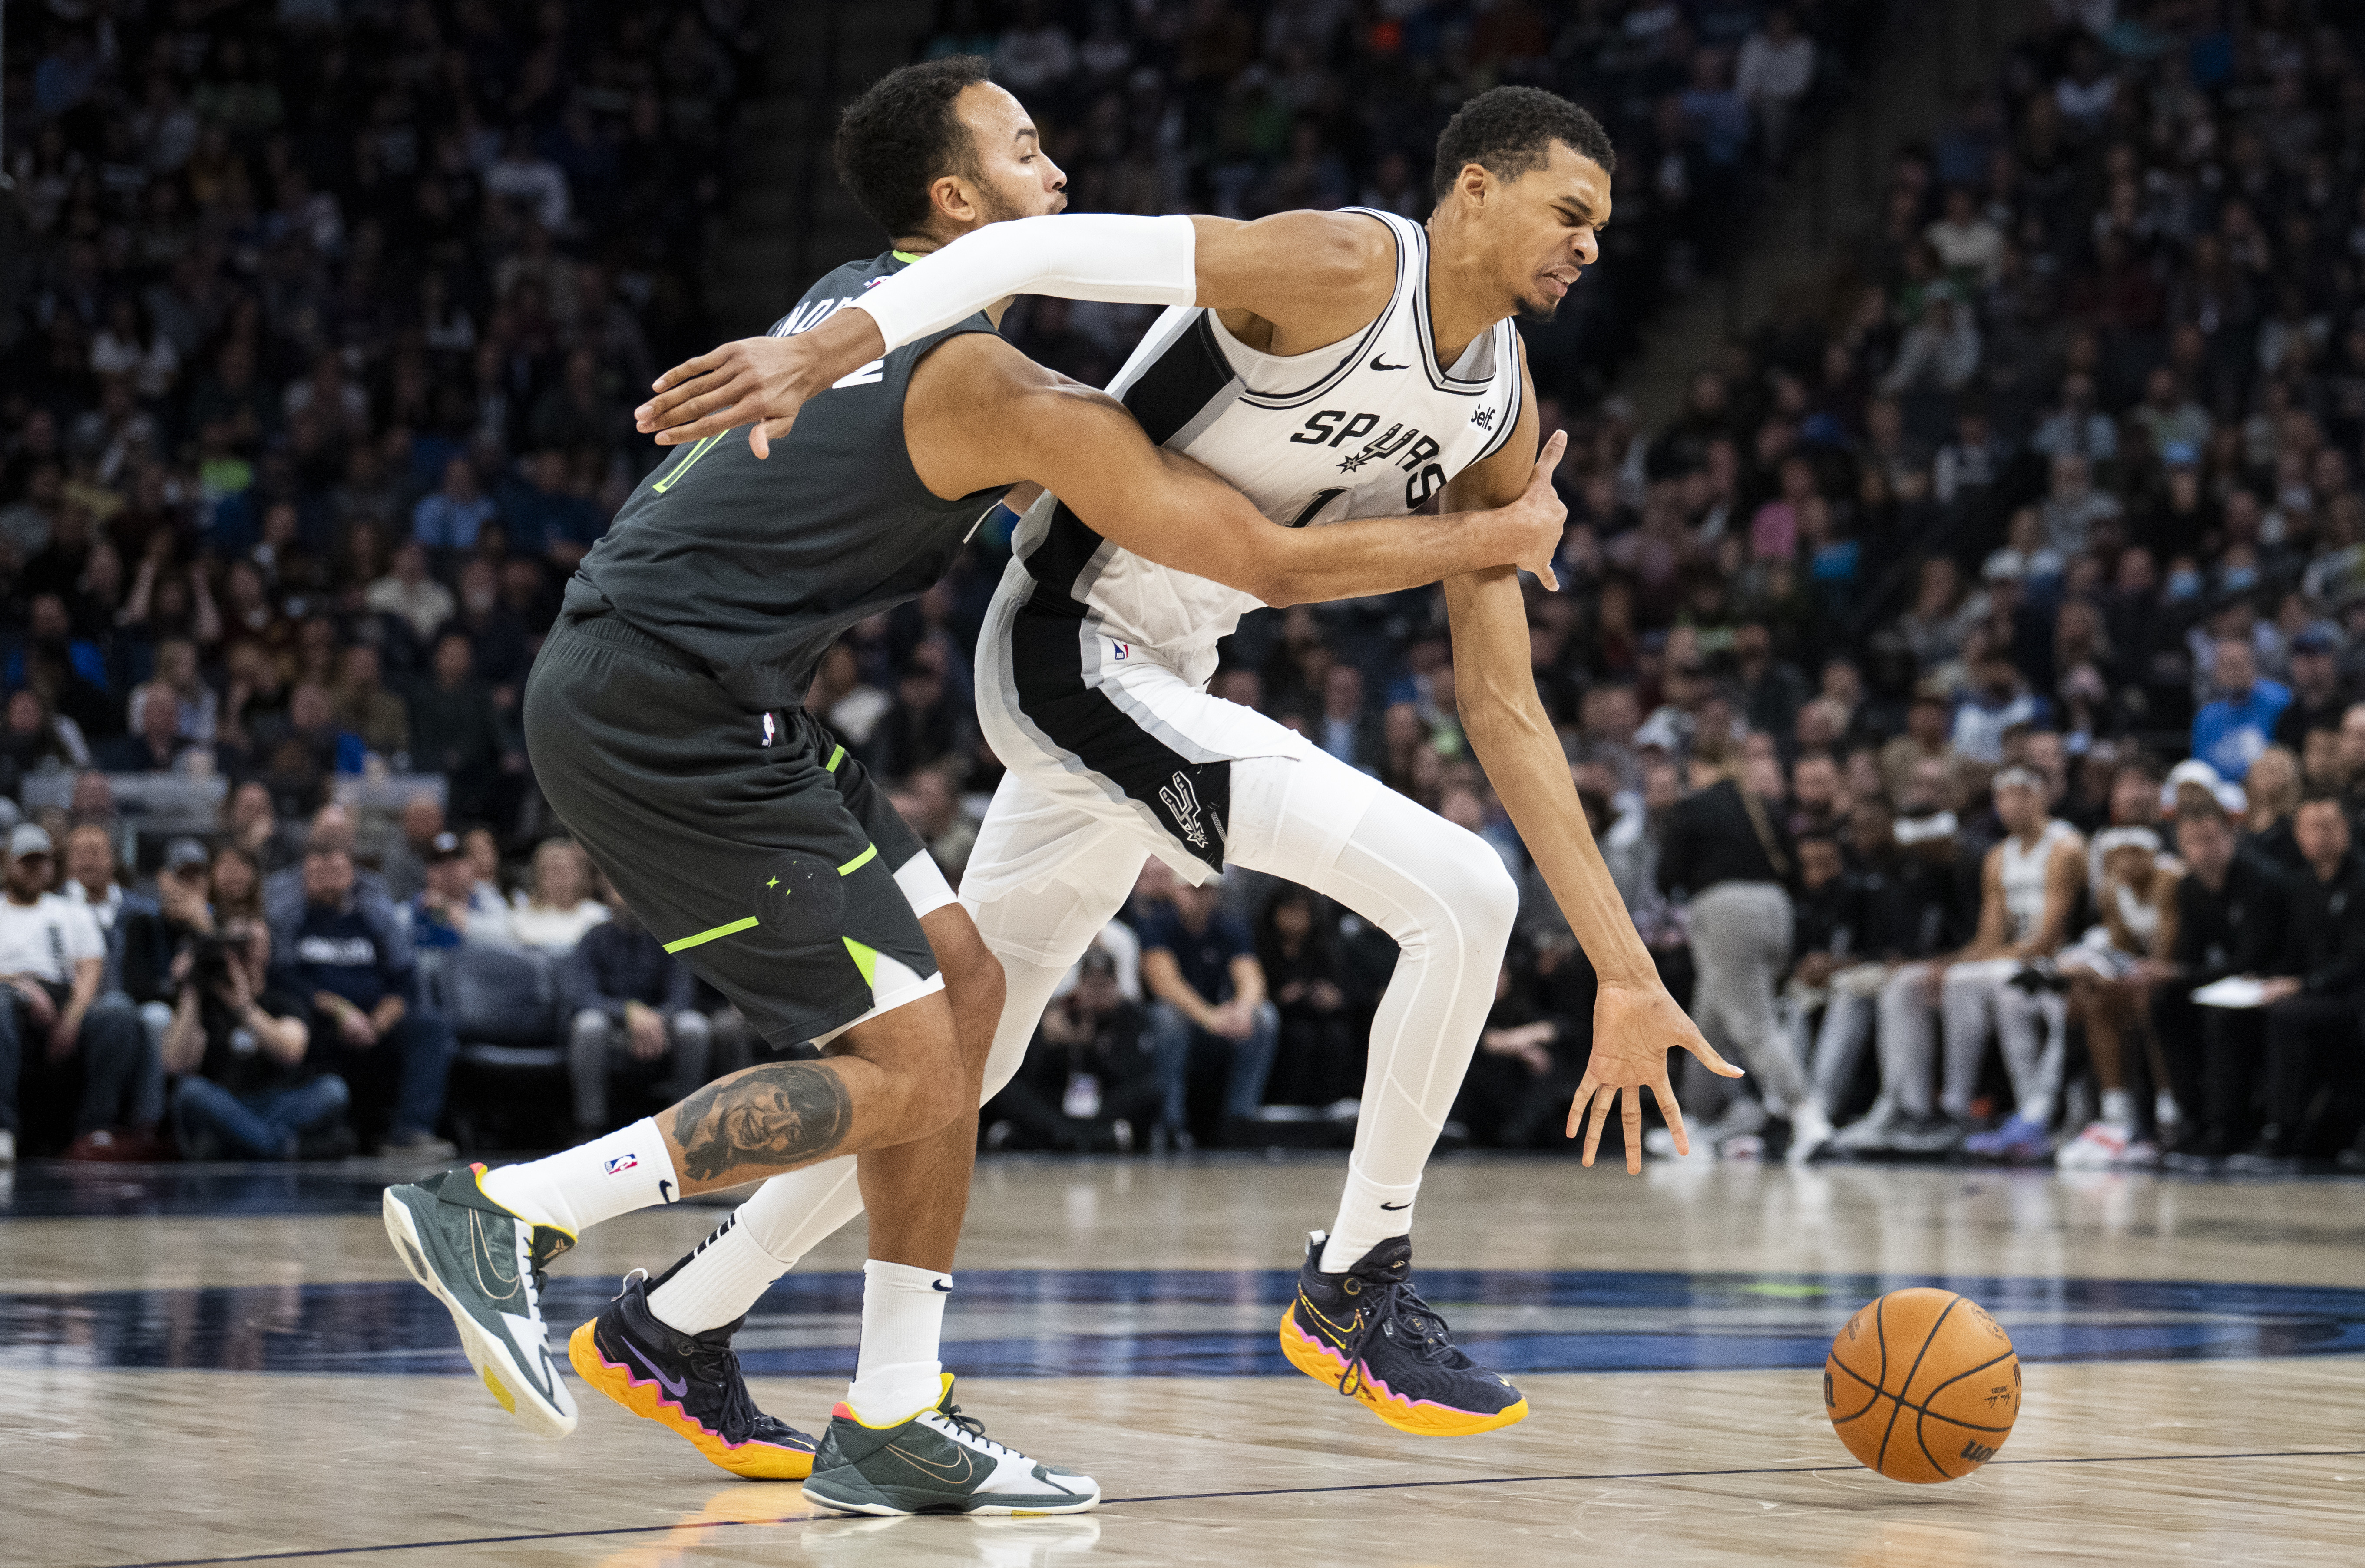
[1431,86,1617,201]
[835,55,992,239]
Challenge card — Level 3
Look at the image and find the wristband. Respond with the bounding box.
[853,213,1198,352]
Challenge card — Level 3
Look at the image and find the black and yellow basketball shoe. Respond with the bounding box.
[568,1270,820,1480]
[1279,1231,1528,1436]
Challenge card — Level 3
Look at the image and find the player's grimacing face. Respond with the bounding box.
[955,83,1068,226]
[1484,142,1610,322]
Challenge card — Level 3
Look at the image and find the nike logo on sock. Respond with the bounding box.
[658,1180,676,1204]
[1380,1201,1411,1211]
[932,1280,953,1292]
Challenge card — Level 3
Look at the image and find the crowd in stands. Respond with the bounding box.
[963,0,1890,403]
[12,0,2365,1175]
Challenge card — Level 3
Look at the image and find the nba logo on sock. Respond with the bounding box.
[604,1153,638,1175]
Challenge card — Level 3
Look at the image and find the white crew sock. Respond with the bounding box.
[478,1119,679,1236]
[845,1259,951,1423]
[1321,1163,1421,1273]
[646,1157,866,1333]
[2100,1086,2134,1130]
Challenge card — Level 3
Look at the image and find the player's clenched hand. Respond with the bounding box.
[1566,979,1743,1174]
[1502,429,1567,591]
[635,307,887,458]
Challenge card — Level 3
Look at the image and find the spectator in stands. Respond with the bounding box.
[271,845,453,1156]
[2193,639,2292,784]
[379,795,446,905]
[2242,747,2305,874]
[209,845,265,926]
[2150,801,2291,1166]
[126,638,217,744]
[1453,945,1582,1151]
[408,633,510,826]
[564,901,710,1138]
[413,458,499,554]
[119,838,214,1042]
[0,824,154,1162]
[334,645,410,763]
[364,542,456,647]
[1256,887,1361,1111]
[165,918,350,1161]
[401,832,517,953]
[1141,871,1276,1148]
[986,949,1156,1153]
[96,686,190,773]
[1735,6,1816,167]
[510,838,609,957]
[2234,794,2365,1169]
[2274,629,2347,750]
[1,690,91,796]
[60,822,130,941]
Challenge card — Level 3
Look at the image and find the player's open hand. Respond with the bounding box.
[634,307,888,459]
[1505,429,1568,591]
[1567,978,1742,1173]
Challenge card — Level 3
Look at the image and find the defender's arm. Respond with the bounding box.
[637,211,1393,451]
[904,333,1563,606]
[1437,360,1738,1172]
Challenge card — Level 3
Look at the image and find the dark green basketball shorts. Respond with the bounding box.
[524,611,939,1047]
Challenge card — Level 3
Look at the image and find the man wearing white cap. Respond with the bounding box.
[1869,766,2085,1157]
[0,824,152,1164]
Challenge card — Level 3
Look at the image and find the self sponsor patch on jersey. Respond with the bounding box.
[604,1153,639,1176]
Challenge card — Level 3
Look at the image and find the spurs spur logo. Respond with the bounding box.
[1159,770,1208,848]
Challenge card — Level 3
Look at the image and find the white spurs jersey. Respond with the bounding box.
[1012,208,1525,654]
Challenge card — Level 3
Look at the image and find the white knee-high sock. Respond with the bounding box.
[479,1119,679,1235]
[645,1157,865,1333]
[847,1260,952,1423]
[1939,967,1999,1119]
[1231,779,1514,1275]
[1995,989,2066,1127]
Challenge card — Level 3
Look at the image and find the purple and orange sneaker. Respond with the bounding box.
[1278,1232,1528,1436]
[567,1269,819,1479]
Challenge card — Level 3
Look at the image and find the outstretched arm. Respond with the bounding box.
[637,211,1393,453]
[1437,364,1740,1173]
[904,333,1564,604]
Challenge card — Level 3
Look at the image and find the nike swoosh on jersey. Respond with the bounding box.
[1370,356,1409,371]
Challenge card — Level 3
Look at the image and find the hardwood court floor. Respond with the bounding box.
[4,1156,2363,1568]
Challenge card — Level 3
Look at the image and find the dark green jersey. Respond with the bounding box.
[564,252,1009,709]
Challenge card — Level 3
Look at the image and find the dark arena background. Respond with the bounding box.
[2,3,2362,1565]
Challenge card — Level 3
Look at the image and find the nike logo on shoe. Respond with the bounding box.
[1370,357,1409,371]
[623,1338,690,1399]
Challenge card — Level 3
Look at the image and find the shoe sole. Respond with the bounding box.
[382,1186,577,1438]
[1277,1304,1528,1437]
[800,1471,1101,1517]
[566,1319,816,1480]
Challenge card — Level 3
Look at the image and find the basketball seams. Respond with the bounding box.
[1825,1353,1885,1423]
[1877,1293,1959,1472]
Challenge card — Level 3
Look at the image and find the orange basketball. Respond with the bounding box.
[1824,1287,2021,1484]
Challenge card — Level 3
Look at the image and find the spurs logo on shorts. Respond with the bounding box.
[1160,771,1207,849]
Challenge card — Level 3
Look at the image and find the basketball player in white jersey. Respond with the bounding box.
[635,86,1737,1436]
[1853,766,2085,1157]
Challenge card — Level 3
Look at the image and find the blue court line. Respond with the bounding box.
[70,1448,2365,1568]
[10,1269,2365,1378]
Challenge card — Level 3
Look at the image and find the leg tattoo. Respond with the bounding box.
[671,1062,854,1183]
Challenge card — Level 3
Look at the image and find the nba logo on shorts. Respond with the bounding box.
[604,1153,638,1175]
[761,713,776,746]
[1112,641,1129,661]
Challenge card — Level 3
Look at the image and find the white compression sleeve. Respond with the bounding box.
[854,213,1198,351]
